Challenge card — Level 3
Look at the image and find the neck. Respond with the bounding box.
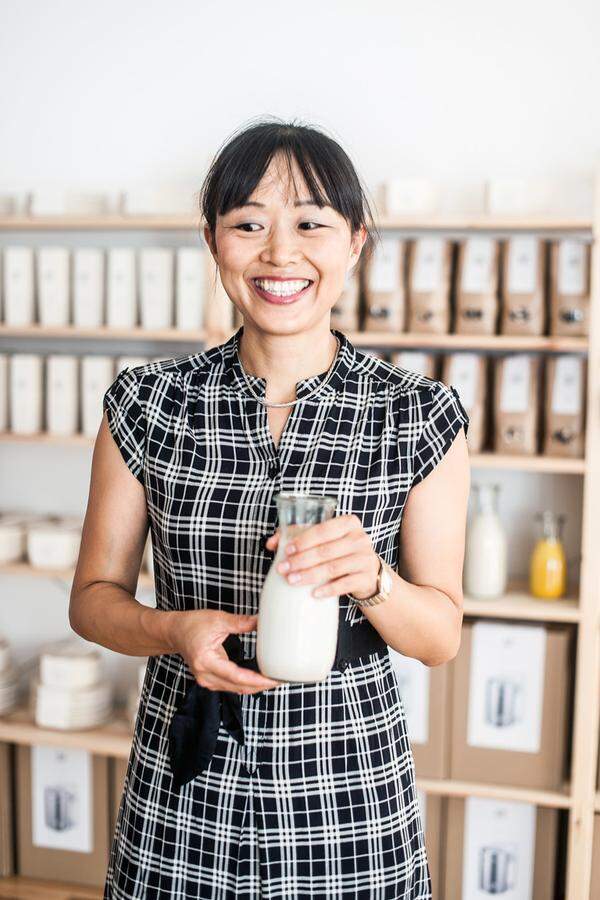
[237,322,339,403]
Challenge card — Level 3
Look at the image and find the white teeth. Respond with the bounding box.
[254,278,310,296]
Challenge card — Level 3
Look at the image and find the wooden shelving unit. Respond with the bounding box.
[1,186,599,899]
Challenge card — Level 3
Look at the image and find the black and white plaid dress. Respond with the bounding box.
[102,324,469,900]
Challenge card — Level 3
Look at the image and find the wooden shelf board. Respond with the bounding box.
[0,876,103,898]
[0,705,133,758]
[0,324,207,341]
[0,214,201,231]
[350,331,589,353]
[469,452,586,474]
[0,214,592,232]
[0,326,588,353]
[0,567,575,622]
[463,587,580,623]
[0,561,153,589]
[416,776,572,809]
[0,433,587,473]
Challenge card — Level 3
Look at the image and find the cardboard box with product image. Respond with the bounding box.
[449,621,573,791]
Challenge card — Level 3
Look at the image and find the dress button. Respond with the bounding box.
[338,658,348,672]
[268,460,280,479]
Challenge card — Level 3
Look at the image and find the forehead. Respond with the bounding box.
[246,155,327,208]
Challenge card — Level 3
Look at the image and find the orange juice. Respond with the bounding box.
[529,511,567,600]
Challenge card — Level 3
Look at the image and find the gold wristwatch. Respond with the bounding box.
[349,555,393,607]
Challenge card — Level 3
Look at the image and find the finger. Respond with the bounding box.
[223,613,258,633]
[280,534,363,572]
[209,656,283,689]
[283,514,361,556]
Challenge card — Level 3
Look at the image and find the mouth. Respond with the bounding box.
[250,277,314,305]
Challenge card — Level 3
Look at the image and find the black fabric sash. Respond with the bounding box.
[167,620,387,790]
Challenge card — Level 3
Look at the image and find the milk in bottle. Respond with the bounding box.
[256,493,339,682]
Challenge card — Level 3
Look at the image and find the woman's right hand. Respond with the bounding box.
[168,609,284,694]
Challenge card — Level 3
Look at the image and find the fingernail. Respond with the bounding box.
[286,543,297,555]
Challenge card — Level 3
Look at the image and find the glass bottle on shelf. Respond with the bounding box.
[463,483,508,600]
[529,511,567,600]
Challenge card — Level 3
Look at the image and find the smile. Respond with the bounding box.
[251,278,313,304]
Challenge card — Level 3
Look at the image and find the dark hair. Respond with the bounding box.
[198,116,379,270]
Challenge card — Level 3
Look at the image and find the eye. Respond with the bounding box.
[235,223,261,232]
[299,222,323,230]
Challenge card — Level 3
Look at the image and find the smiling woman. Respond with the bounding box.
[73,116,469,900]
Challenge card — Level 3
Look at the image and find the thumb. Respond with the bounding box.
[229,613,258,633]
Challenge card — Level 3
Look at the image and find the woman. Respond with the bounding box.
[70,118,470,899]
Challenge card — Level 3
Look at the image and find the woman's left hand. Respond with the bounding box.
[264,514,380,601]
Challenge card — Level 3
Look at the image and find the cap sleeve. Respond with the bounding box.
[411,381,470,487]
[102,368,146,485]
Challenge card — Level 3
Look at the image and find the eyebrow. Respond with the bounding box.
[234,199,332,209]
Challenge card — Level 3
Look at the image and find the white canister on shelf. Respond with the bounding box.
[39,637,102,689]
[27,519,81,569]
[176,247,205,330]
[107,248,137,328]
[81,355,114,437]
[0,514,27,564]
[139,248,174,329]
[115,356,148,375]
[3,246,34,325]
[37,247,70,326]
[9,354,43,434]
[73,248,105,327]
[0,354,7,431]
[464,484,508,600]
[46,355,79,436]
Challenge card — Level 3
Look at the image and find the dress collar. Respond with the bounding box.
[221,324,356,401]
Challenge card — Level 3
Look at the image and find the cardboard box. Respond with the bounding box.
[444,797,558,899]
[455,238,500,335]
[363,237,406,332]
[591,813,600,897]
[176,247,205,331]
[391,351,437,380]
[139,248,174,329]
[37,247,70,327]
[331,265,361,331]
[3,246,35,325]
[81,356,114,438]
[407,238,452,334]
[107,248,137,328]
[9,354,43,434]
[388,648,451,778]
[500,237,546,336]
[543,355,586,458]
[416,790,444,900]
[450,621,572,790]
[442,353,487,453]
[73,249,105,328]
[0,743,15,876]
[46,355,79,436]
[15,744,110,888]
[550,240,590,337]
[493,354,541,455]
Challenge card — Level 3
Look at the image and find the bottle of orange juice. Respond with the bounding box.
[529,511,567,600]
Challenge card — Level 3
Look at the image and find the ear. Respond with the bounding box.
[349,224,367,268]
[203,223,218,262]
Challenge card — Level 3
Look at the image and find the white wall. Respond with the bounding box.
[0,0,595,700]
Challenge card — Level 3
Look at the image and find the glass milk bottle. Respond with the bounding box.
[256,493,339,683]
[529,511,567,600]
[463,484,508,600]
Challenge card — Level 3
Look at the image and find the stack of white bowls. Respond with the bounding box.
[127,661,147,729]
[32,638,113,730]
[0,637,19,714]
[27,516,83,569]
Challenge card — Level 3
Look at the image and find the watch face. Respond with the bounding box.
[381,564,392,594]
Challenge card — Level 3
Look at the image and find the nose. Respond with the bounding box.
[259,222,301,268]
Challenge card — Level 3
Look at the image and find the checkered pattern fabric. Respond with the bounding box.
[102,325,469,899]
